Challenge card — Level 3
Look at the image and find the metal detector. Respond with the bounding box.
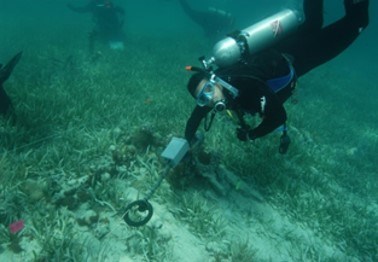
[123,137,190,227]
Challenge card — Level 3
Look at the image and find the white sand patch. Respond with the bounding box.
[210,188,358,261]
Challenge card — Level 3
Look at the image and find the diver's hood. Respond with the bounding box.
[211,74,239,99]
[186,65,239,99]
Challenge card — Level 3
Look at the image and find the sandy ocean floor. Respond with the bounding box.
[1,1,377,261]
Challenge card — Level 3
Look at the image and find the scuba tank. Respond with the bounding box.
[203,9,304,68]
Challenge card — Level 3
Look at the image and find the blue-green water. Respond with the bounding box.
[1,1,377,261]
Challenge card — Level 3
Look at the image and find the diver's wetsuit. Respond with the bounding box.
[0,52,22,116]
[185,0,369,143]
[179,0,234,39]
[277,0,369,77]
[67,0,124,44]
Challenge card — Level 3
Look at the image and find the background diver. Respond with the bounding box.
[178,0,235,40]
[0,52,22,117]
[184,0,369,154]
[67,0,125,51]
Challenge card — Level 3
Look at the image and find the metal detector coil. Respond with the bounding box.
[123,199,153,227]
[123,137,190,227]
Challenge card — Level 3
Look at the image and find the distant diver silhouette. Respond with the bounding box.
[179,0,234,39]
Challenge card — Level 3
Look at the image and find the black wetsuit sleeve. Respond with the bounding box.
[249,93,287,139]
[184,106,211,143]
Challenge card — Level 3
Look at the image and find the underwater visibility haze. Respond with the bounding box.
[0,0,377,261]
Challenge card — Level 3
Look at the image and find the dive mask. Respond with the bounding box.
[196,80,216,107]
[187,64,239,108]
[196,81,226,112]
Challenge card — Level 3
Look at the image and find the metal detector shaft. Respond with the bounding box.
[144,165,171,200]
[123,137,190,227]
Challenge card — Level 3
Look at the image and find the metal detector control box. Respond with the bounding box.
[161,137,190,167]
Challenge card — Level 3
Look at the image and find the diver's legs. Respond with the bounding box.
[344,0,369,29]
[178,0,206,28]
[291,0,369,77]
[275,0,323,55]
[300,0,323,32]
[179,0,196,21]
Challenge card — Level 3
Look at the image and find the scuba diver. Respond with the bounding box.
[67,0,125,51]
[184,0,369,154]
[0,52,22,116]
[179,0,235,40]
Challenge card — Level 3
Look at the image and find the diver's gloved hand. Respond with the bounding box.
[183,132,204,167]
[185,132,204,158]
[236,126,252,141]
[190,132,204,148]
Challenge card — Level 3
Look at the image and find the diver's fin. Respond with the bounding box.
[0,52,22,116]
[0,52,23,84]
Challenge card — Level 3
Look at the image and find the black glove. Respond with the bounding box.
[236,127,251,141]
[187,131,204,148]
